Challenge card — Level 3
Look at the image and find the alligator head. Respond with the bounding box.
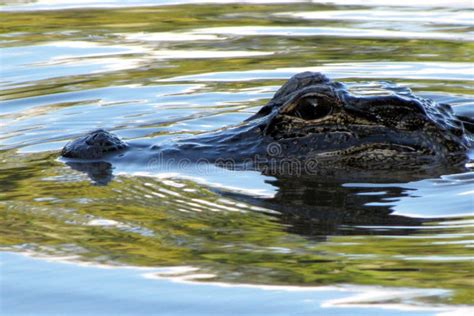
[61,72,472,175]
[243,72,471,169]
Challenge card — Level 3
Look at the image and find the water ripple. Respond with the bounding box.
[278,10,474,26]
[193,26,472,41]
[163,62,474,82]
[1,1,473,312]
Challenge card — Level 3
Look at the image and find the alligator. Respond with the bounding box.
[61,72,472,177]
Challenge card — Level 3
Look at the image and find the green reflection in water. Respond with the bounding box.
[0,149,472,304]
[1,4,473,101]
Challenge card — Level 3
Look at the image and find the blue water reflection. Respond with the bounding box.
[2,252,460,316]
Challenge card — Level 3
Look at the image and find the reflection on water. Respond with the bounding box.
[0,0,473,314]
[6,251,466,316]
[278,9,474,25]
[164,62,474,82]
[192,26,471,41]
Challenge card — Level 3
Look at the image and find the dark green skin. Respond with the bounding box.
[61,72,472,175]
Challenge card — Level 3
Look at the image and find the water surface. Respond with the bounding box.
[0,1,473,315]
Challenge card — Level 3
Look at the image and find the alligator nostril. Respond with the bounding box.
[62,129,128,159]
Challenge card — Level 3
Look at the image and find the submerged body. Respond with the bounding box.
[61,72,472,175]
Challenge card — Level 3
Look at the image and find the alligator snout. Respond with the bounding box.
[62,129,128,159]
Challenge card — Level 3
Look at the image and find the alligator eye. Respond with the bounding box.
[290,97,332,120]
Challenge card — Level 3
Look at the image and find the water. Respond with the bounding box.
[0,1,473,315]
